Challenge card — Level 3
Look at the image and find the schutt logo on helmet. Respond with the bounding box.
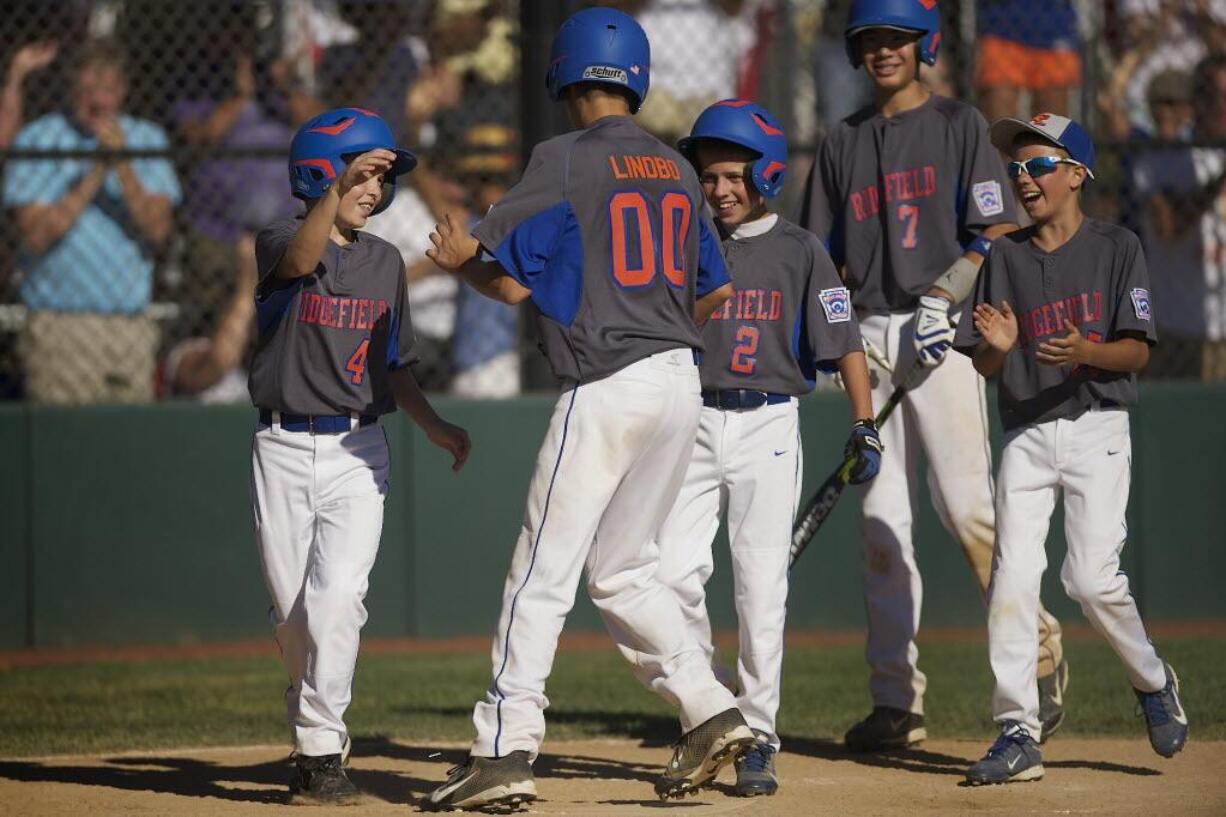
[582,65,629,84]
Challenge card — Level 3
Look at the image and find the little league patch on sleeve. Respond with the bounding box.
[1131,287,1152,321]
[972,181,1004,217]
[819,287,852,323]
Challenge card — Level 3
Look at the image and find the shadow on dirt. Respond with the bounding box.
[0,733,668,808]
[780,734,973,776]
[0,755,296,805]
[778,734,1160,779]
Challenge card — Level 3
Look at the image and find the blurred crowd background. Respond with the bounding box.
[1,0,1224,404]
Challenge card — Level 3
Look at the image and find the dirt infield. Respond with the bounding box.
[1,737,1223,816]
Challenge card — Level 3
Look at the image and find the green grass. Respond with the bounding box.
[1,637,1222,757]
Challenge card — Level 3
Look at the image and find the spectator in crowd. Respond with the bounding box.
[1,39,181,403]
[975,0,1082,122]
[1107,0,1226,137]
[174,52,299,332]
[1132,55,1226,380]
[0,41,58,149]
[161,234,255,402]
[614,0,760,142]
[1147,69,1197,141]
[1108,69,1196,238]
[1102,68,1196,141]
[447,122,521,399]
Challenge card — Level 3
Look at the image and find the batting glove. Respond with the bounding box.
[913,294,955,368]
[844,419,883,484]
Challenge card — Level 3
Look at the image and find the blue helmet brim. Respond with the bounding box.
[390,148,418,177]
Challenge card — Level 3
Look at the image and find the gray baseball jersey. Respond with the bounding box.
[471,115,729,385]
[702,216,863,394]
[249,217,418,415]
[953,218,1158,430]
[801,95,1016,312]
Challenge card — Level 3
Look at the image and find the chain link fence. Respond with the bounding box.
[1,1,1223,404]
[0,0,523,403]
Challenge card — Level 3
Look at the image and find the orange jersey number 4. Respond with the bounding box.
[346,339,370,385]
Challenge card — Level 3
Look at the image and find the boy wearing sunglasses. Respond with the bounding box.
[801,0,1070,753]
[954,114,1188,785]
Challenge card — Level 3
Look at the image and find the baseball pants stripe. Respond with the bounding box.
[491,387,578,756]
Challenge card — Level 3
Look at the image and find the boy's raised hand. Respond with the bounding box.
[973,301,1018,353]
[337,149,394,197]
[427,211,480,272]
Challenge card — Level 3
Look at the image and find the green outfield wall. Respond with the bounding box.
[1,382,1223,649]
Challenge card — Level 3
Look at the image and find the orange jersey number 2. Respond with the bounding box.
[730,325,760,374]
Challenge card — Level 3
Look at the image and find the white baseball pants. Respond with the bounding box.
[471,349,738,759]
[250,420,389,756]
[857,312,1063,715]
[652,399,802,751]
[989,408,1166,735]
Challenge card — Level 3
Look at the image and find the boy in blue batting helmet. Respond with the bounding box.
[678,99,789,199]
[844,0,941,68]
[425,7,761,810]
[250,106,468,805]
[288,107,417,214]
[651,99,879,796]
[545,5,651,112]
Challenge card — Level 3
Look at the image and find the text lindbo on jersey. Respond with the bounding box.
[607,154,683,181]
[708,288,783,322]
[850,165,938,222]
[1019,291,1104,346]
[297,293,390,331]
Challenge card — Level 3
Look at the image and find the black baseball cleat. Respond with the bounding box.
[844,706,927,752]
[288,753,361,806]
[426,751,537,812]
[1135,662,1189,758]
[965,722,1044,785]
[655,708,756,800]
[1038,658,1070,744]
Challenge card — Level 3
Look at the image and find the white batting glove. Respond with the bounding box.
[913,295,955,368]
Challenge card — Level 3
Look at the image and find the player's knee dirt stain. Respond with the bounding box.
[867,547,892,575]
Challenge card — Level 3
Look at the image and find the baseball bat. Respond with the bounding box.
[787,377,911,570]
[788,332,926,570]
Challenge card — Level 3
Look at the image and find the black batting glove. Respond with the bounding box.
[844,418,883,484]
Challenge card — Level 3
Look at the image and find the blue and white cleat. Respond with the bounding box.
[965,722,1044,785]
[1136,662,1188,758]
[734,731,779,796]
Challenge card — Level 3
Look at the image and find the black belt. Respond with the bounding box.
[1089,398,1121,411]
[702,390,791,410]
[258,409,378,433]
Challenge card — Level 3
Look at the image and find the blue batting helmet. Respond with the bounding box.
[288,107,417,214]
[678,100,788,198]
[845,0,941,68]
[546,7,650,113]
